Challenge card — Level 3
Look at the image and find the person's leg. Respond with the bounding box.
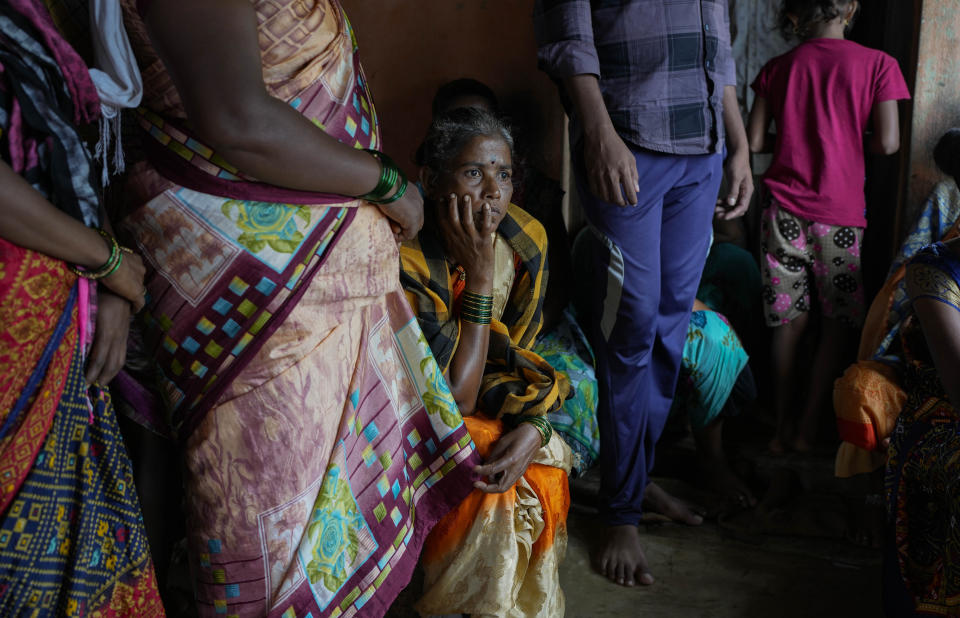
[759,201,814,453]
[576,149,718,587]
[641,152,724,522]
[791,317,857,451]
[694,363,758,507]
[575,148,678,587]
[693,418,756,507]
[769,312,808,453]
[794,225,865,450]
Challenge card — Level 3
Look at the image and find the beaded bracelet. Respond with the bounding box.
[518,415,553,448]
[69,229,125,280]
[361,149,408,205]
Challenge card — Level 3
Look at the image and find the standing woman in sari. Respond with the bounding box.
[0,0,163,614]
[885,237,960,615]
[117,0,479,616]
[401,107,572,617]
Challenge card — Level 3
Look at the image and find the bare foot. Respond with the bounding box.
[767,435,788,455]
[643,482,704,525]
[592,524,654,587]
[791,435,813,453]
[700,454,757,508]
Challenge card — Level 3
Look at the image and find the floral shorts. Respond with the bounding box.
[760,199,865,327]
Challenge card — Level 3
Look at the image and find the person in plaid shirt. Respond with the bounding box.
[535,0,754,588]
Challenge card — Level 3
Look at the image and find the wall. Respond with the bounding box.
[902,0,960,236]
[341,0,567,182]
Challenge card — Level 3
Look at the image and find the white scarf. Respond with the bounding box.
[88,0,142,184]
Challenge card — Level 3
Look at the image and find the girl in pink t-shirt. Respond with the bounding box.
[746,0,910,453]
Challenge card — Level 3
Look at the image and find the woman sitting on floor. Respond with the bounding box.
[426,78,601,478]
[400,107,571,617]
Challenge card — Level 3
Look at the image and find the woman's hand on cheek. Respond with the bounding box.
[472,422,542,493]
[376,187,424,242]
[85,291,132,386]
[438,193,496,281]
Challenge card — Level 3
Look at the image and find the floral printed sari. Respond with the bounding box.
[118,1,479,616]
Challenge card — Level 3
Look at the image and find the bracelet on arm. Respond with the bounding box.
[361,149,408,205]
[517,414,553,449]
[69,228,125,280]
[460,291,494,325]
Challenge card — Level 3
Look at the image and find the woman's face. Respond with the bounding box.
[431,135,513,229]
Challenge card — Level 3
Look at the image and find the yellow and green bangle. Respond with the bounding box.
[518,414,552,448]
[69,229,126,280]
[461,291,493,325]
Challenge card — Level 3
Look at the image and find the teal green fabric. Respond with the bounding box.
[671,310,749,431]
[533,308,599,476]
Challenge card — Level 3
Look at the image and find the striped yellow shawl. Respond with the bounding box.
[400,204,569,418]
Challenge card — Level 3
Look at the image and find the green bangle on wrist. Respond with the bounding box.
[69,228,127,280]
[361,149,408,205]
[518,414,552,448]
[460,290,494,325]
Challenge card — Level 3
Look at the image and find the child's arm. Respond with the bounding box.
[747,96,774,153]
[867,100,900,155]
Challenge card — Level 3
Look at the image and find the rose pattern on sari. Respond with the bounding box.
[221,200,312,255]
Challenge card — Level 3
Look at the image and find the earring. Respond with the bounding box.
[793,24,800,35]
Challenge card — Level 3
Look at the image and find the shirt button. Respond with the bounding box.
[704,23,710,31]
[706,61,713,69]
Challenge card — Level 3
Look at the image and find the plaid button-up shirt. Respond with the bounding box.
[534,0,737,156]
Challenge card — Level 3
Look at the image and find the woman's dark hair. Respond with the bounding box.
[777,0,857,41]
[934,128,960,182]
[431,78,500,116]
[416,106,514,175]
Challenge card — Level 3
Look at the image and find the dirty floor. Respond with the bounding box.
[163,418,883,617]
[386,419,884,618]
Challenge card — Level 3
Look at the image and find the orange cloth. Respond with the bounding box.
[834,360,906,451]
[418,415,570,617]
[834,210,960,477]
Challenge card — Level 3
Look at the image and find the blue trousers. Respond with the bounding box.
[575,147,723,526]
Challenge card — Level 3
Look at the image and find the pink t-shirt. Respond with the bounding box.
[752,39,910,228]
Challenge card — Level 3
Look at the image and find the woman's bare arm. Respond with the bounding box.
[142,0,379,195]
[0,161,145,308]
[141,0,423,239]
[906,257,960,407]
[867,100,900,156]
[440,196,498,415]
[747,95,773,154]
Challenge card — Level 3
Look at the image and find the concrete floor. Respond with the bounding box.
[387,425,883,618]
[559,475,881,618]
[165,417,883,617]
